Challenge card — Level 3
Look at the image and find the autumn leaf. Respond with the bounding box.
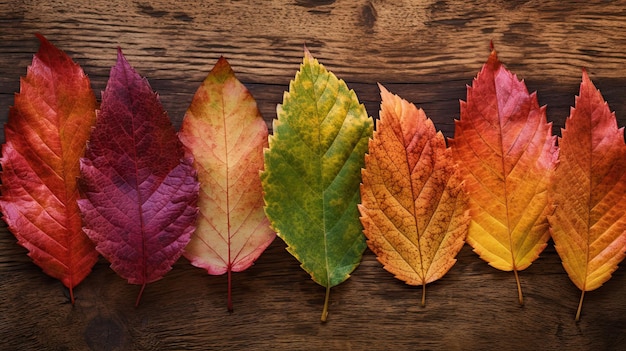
[179,57,275,312]
[548,70,626,321]
[77,49,199,306]
[359,84,469,306]
[0,34,98,303]
[261,49,373,321]
[448,48,558,304]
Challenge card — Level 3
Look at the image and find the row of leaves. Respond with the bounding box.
[2,35,625,322]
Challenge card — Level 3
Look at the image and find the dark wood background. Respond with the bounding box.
[1,1,626,350]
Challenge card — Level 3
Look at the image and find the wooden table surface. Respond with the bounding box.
[1,1,626,350]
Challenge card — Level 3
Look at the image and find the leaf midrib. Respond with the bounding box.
[308,64,332,289]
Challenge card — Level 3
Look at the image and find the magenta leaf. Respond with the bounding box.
[78,49,199,305]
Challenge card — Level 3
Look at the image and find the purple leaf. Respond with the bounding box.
[78,49,199,305]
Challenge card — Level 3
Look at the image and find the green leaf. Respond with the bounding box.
[261,49,373,321]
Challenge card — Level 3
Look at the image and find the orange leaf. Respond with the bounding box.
[359,84,469,306]
[548,70,626,321]
[0,34,98,302]
[448,48,558,304]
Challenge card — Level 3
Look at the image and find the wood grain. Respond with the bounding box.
[1,0,626,350]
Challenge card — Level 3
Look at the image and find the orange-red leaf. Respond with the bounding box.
[359,85,469,306]
[0,34,98,302]
[448,48,558,304]
[548,70,626,320]
[179,57,275,311]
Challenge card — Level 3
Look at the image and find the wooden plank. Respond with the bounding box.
[1,0,626,350]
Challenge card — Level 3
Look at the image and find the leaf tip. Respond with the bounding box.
[116,46,125,61]
[113,46,134,78]
[32,33,68,66]
[377,82,389,96]
[115,47,136,75]
[208,55,235,81]
[215,55,229,67]
[34,32,49,45]
[303,44,315,63]
[487,47,500,68]
[581,67,591,85]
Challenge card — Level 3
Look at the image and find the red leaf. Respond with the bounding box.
[449,48,557,304]
[77,49,199,305]
[549,70,626,320]
[0,34,98,302]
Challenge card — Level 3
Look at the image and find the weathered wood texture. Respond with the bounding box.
[1,0,626,350]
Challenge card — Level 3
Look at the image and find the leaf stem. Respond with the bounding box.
[135,283,146,307]
[70,286,75,305]
[227,267,233,313]
[321,285,330,322]
[421,283,426,307]
[513,268,524,305]
[575,290,585,321]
